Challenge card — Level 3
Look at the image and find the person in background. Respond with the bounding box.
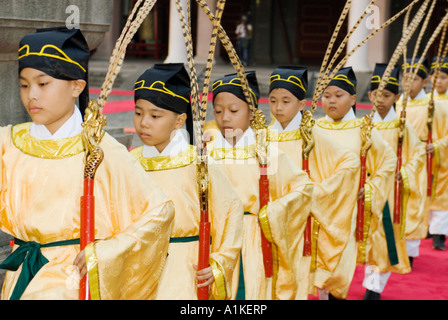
[235,14,253,67]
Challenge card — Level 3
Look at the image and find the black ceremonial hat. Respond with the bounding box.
[327,67,357,95]
[370,63,400,94]
[212,71,260,108]
[402,58,429,79]
[18,27,90,117]
[431,56,448,75]
[134,63,193,143]
[269,66,308,101]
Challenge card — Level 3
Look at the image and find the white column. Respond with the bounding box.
[164,0,188,64]
[367,0,390,68]
[194,0,220,64]
[346,0,371,72]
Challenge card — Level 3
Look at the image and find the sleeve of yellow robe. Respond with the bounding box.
[308,130,361,273]
[0,126,5,213]
[207,160,244,300]
[259,146,314,300]
[368,122,426,272]
[84,135,175,300]
[431,101,448,210]
[365,129,397,242]
[401,123,427,237]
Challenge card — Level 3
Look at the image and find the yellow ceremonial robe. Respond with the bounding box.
[267,124,360,299]
[371,118,426,274]
[396,96,448,218]
[130,145,243,300]
[312,117,396,299]
[206,128,313,300]
[0,123,174,300]
[434,93,448,103]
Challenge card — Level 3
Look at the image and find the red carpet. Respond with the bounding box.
[309,238,448,300]
[346,238,448,300]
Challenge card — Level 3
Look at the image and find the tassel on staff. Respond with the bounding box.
[372,0,432,226]
[196,0,273,279]
[304,0,420,246]
[79,0,157,300]
[399,4,448,202]
[175,0,227,299]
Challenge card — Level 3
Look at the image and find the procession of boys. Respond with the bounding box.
[0,0,447,301]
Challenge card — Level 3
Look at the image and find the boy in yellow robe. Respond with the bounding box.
[0,27,174,300]
[313,67,396,300]
[206,71,314,300]
[428,57,448,250]
[430,57,448,103]
[130,63,243,300]
[266,66,360,299]
[397,58,448,252]
[363,63,426,299]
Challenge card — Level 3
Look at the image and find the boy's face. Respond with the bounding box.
[402,72,428,99]
[133,99,186,153]
[368,88,399,119]
[321,86,356,121]
[19,68,85,134]
[430,71,448,95]
[213,91,253,145]
[269,88,306,129]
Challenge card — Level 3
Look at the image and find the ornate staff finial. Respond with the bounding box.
[79,0,158,300]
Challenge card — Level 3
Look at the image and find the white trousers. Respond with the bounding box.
[429,210,448,235]
[406,239,421,257]
[362,264,391,294]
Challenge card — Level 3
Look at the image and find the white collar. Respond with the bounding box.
[271,111,302,132]
[372,107,397,122]
[30,106,83,140]
[325,107,356,122]
[401,88,426,101]
[142,129,190,158]
[213,127,256,149]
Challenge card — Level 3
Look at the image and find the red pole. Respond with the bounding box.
[259,164,273,278]
[356,156,367,242]
[197,209,211,300]
[197,144,210,300]
[302,159,312,256]
[393,144,403,224]
[80,178,95,300]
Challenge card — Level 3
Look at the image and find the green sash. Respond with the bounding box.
[0,238,80,300]
[169,235,199,243]
[382,202,399,265]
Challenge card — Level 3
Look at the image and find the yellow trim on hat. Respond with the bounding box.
[402,62,428,74]
[431,61,448,70]
[18,44,86,73]
[134,80,190,103]
[269,74,306,93]
[212,77,258,104]
[331,74,355,88]
[370,75,399,86]
[371,75,381,83]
